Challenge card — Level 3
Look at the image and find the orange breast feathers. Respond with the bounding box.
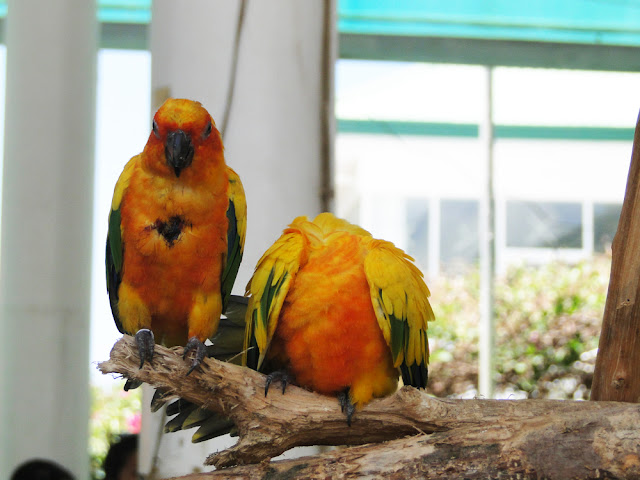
[118,166,229,345]
[270,232,399,407]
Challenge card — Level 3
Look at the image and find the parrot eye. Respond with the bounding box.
[202,121,213,139]
[152,119,160,138]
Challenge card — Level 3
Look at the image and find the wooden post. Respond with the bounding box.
[591,111,640,402]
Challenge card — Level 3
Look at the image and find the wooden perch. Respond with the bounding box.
[100,336,640,478]
[592,111,640,402]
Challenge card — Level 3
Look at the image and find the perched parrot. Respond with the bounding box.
[106,98,246,374]
[158,212,433,439]
[243,212,434,423]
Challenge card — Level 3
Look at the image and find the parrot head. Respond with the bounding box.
[145,98,223,178]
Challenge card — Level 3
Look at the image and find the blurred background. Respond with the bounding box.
[1,0,640,478]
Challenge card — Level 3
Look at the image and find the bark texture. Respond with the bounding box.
[592,111,640,402]
[100,336,640,479]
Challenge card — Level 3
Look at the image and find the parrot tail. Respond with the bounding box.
[151,294,248,442]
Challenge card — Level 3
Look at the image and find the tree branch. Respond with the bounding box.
[592,110,640,402]
[100,336,640,478]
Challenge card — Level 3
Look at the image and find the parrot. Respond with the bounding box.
[243,212,434,424]
[157,212,434,440]
[106,98,247,375]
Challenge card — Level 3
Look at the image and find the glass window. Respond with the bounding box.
[406,198,429,270]
[594,203,622,252]
[507,201,582,248]
[440,199,479,269]
[91,48,151,382]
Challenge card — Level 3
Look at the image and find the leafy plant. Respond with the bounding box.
[428,255,610,400]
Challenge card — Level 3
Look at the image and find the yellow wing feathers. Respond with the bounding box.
[110,156,138,212]
[226,166,247,247]
[243,229,306,370]
[364,238,434,370]
[243,213,434,385]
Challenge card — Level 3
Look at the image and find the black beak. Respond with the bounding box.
[165,130,194,177]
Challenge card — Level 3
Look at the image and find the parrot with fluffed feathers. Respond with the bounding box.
[106,98,247,375]
[243,212,434,423]
[157,212,434,440]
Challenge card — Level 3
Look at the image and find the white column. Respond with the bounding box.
[144,1,334,476]
[478,67,496,398]
[0,1,96,478]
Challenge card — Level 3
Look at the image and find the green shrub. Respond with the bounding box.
[428,255,610,400]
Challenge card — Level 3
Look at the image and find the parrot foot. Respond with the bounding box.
[337,389,356,427]
[135,328,155,368]
[264,370,292,396]
[183,337,207,375]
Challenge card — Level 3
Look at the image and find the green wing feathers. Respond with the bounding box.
[363,238,435,388]
[243,231,306,371]
[105,157,137,334]
[221,167,247,313]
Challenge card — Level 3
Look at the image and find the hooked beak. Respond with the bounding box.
[165,130,194,177]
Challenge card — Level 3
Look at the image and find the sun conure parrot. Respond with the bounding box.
[158,212,434,439]
[243,212,434,424]
[106,98,247,375]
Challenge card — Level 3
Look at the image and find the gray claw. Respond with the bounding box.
[134,329,155,368]
[338,389,356,426]
[183,337,207,375]
[264,370,292,397]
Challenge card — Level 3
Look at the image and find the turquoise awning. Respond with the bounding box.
[98,0,150,24]
[339,0,640,47]
[0,1,151,23]
[0,0,634,48]
[0,1,638,69]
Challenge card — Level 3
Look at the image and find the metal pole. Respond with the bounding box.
[478,66,496,398]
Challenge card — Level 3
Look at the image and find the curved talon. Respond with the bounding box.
[134,328,155,368]
[264,370,292,397]
[183,337,207,375]
[337,389,356,426]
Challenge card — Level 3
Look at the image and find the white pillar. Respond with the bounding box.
[144,1,334,476]
[0,1,96,478]
[478,67,496,398]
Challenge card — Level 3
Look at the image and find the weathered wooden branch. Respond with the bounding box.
[592,111,640,402]
[100,336,640,478]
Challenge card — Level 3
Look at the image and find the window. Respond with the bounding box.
[406,198,429,270]
[594,203,622,252]
[506,201,582,249]
[440,200,479,269]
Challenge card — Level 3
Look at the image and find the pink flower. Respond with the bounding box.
[127,413,141,433]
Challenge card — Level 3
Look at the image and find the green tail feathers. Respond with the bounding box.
[151,295,247,442]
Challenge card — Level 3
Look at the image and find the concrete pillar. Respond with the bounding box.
[144,1,334,476]
[0,1,97,478]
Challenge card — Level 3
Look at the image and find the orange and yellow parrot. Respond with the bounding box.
[106,98,246,374]
[243,213,434,423]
